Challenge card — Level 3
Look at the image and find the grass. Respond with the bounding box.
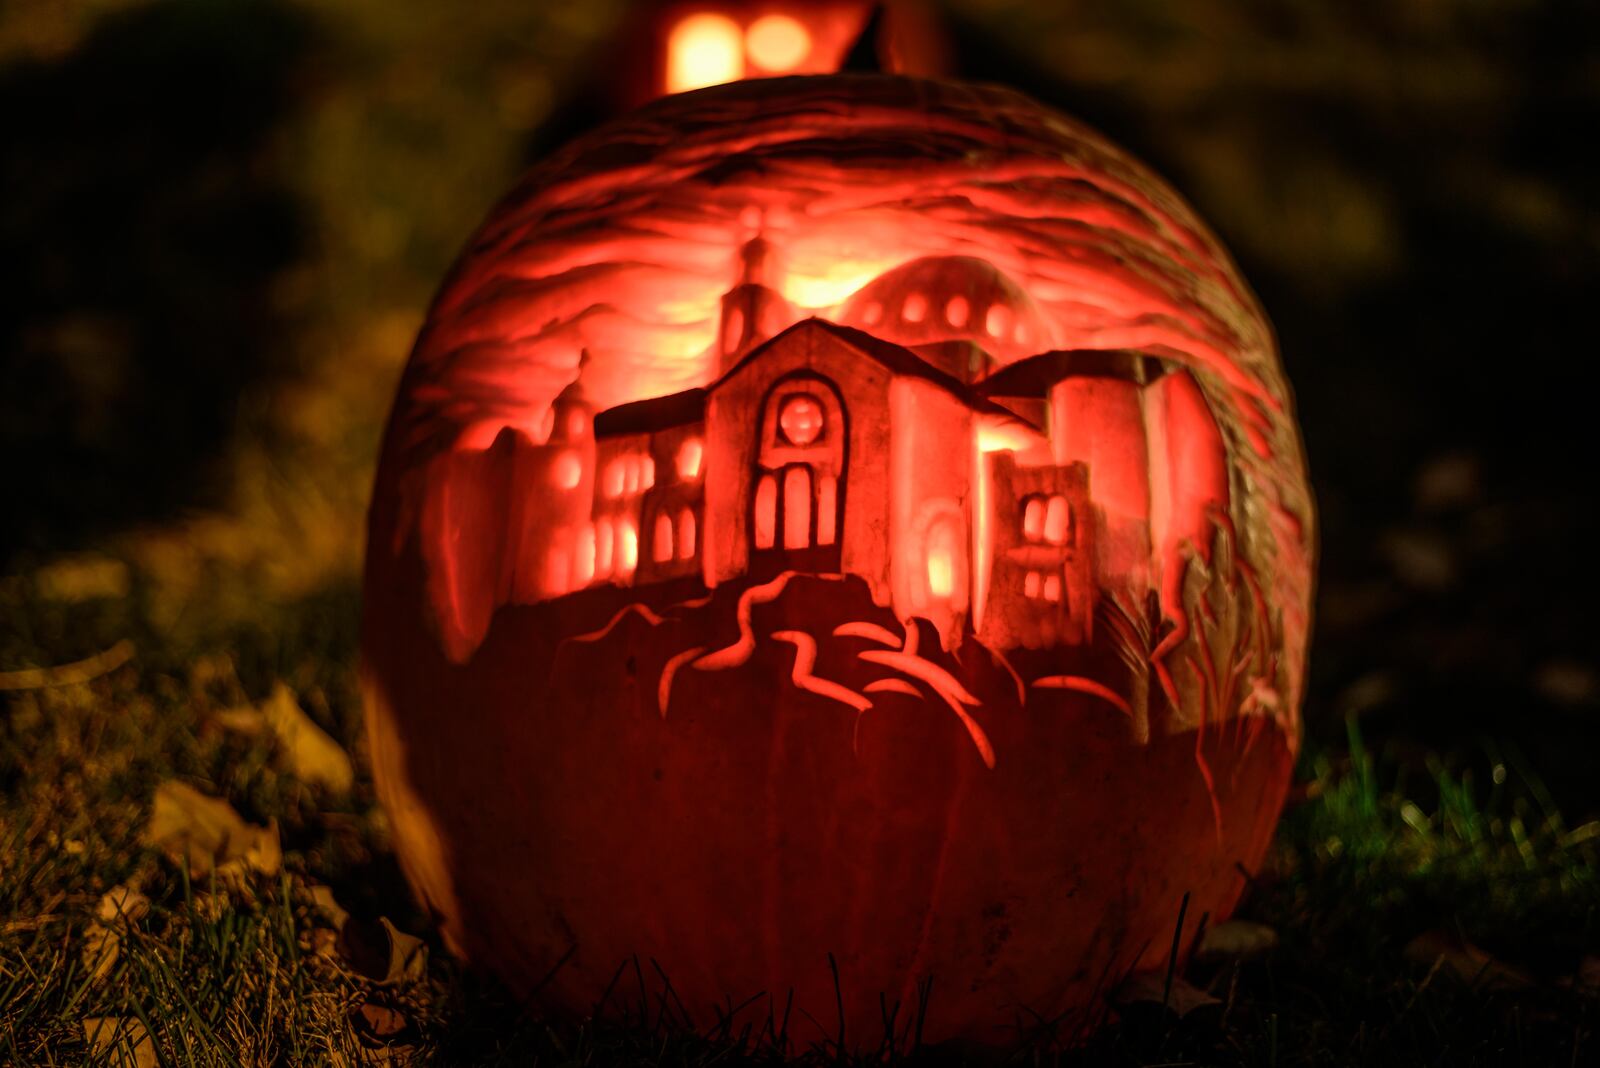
[2,558,1596,1066]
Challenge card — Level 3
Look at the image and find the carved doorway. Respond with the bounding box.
[750,376,845,578]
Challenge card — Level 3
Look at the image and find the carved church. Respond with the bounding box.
[503,248,1231,653]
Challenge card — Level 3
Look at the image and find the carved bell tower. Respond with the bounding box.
[717,236,795,374]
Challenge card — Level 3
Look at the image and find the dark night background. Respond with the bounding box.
[5,0,1594,808]
[1,0,1597,1060]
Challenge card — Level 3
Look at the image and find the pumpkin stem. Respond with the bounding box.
[840,4,888,74]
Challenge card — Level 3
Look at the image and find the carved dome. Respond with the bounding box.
[837,255,1050,374]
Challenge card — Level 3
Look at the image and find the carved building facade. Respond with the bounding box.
[515,315,1227,654]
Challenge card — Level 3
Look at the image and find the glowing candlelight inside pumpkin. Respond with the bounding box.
[666,13,743,93]
[745,13,811,72]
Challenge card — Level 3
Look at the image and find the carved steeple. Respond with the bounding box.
[717,236,795,374]
[548,350,595,443]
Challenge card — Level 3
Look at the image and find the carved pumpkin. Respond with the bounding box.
[362,72,1314,1049]
[606,1,947,106]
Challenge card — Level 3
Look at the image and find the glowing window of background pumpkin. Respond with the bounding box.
[666,13,743,93]
[778,394,825,446]
[744,14,810,72]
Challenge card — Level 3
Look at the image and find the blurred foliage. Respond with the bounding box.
[1,0,626,577]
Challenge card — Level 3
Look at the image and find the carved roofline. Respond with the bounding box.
[593,387,707,439]
[714,318,1039,427]
[593,318,1044,440]
[976,349,1174,398]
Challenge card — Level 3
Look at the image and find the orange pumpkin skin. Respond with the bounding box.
[362,75,1313,1049]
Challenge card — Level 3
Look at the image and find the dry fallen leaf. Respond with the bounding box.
[82,1016,157,1068]
[1196,920,1279,963]
[340,914,428,985]
[1404,930,1534,991]
[142,781,280,879]
[262,683,355,793]
[307,884,352,959]
[212,705,267,734]
[349,996,417,1062]
[1114,972,1221,1019]
[81,885,150,984]
[353,999,411,1041]
[310,884,351,929]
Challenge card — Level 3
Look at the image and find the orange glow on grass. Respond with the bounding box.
[745,14,811,72]
[666,13,744,94]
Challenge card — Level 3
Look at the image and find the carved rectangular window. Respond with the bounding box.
[817,473,837,545]
[678,509,697,558]
[1023,496,1044,541]
[653,513,674,563]
[783,466,812,549]
[1044,495,1070,545]
[754,474,777,548]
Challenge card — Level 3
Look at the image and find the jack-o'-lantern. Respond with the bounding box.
[362,53,1314,1051]
[603,1,948,107]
